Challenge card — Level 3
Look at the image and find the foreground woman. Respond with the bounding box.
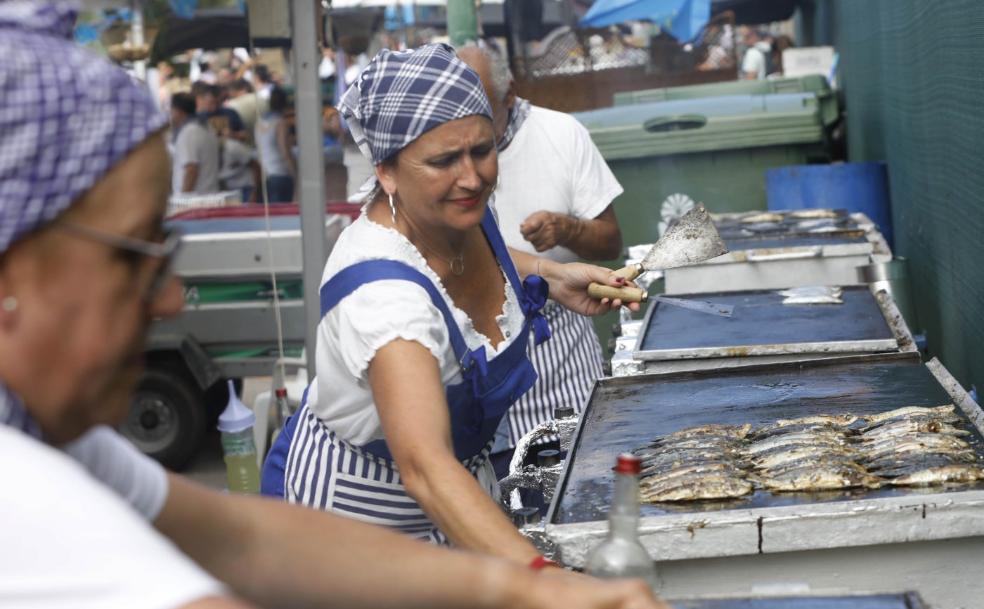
[261,44,637,565]
[0,5,664,608]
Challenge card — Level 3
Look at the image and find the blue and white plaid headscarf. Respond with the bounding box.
[0,1,167,253]
[340,43,492,165]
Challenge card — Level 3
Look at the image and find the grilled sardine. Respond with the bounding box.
[887,464,984,487]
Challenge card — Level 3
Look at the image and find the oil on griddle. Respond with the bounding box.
[551,358,984,525]
[635,405,984,504]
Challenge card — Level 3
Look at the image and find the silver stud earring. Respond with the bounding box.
[388,192,397,224]
[1,296,17,313]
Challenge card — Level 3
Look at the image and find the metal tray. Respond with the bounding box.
[546,355,984,565]
[633,286,899,362]
[671,593,926,609]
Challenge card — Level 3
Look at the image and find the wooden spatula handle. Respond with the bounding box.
[587,283,648,303]
[610,264,643,281]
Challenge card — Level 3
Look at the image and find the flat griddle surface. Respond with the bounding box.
[723,233,868,250]
[672,594,924,609]
[553,358,984,524]
[638,287,894,352]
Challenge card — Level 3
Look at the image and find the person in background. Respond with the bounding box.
[740,28,772,80]
[193,81,247,142]
[696,10,736,72]
[252,63,274,100]
[457,46,623,482]
[225,78,267,144]
[255,87,296,203]
[220,136,261,203]
[769,34,795,78]
[170,92,220,195]
[0,6,667,609]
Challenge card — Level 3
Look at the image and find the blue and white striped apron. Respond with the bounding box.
[261,206,551,543]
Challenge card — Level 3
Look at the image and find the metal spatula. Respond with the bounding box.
[587,205,728,303]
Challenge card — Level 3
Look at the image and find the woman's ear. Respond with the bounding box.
[374,161,397,197]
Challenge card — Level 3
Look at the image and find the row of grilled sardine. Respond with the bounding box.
[634,405,984,503]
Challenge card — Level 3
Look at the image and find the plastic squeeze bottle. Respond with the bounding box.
[217,379,260,494]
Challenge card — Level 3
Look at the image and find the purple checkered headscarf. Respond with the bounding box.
[0,1,167,253]
[340,43,492,165]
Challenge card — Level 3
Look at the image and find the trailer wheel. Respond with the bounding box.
[121,366,206,471]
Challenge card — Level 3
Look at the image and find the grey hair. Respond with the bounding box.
[466,44,513,101]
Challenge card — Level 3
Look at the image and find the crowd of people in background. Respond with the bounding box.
[156,51,347,204]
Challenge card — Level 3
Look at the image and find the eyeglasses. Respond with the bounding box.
[57,222,183,301]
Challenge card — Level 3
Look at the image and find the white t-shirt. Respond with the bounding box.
[0,425,223,609]
[309,211,525,445]
[495,106,623,263]
[171,121,221,195]
[741,41,771,80]
[220,138,257,190]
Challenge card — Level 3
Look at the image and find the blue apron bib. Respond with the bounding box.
[261,207,550,541]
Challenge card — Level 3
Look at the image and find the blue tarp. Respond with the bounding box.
[579,0,710,42]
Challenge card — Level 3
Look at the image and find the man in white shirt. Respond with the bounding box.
[457,46,624,481]
[741,29,772,80]
[170,92,221,195]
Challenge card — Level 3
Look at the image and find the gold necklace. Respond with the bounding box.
[389,199,465,276]
[416,235,466,276]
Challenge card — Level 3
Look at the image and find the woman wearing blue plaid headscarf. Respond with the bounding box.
[261,43,642,568]
[0,5,666,609]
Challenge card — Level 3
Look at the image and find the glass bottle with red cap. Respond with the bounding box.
[584,453,658,588]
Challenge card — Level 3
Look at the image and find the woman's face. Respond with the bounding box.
[377,114,498,234]
[1,134,183,443]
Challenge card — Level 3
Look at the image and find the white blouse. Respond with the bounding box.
[309,210,526,446]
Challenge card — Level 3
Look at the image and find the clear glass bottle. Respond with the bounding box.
[584,453,658,589]
[217,379,260,494]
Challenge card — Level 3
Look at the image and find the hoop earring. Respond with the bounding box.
[388,192,397,224]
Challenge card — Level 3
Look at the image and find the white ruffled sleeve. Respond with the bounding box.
[331,278,452,383]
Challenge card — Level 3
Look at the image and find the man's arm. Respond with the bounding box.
[156,474,668,609]
[181,163,200,193]
[519,204,622,261]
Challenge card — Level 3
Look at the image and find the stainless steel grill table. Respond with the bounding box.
[662,211,891,294]
[545,355,984,609]
[627,287,916,375]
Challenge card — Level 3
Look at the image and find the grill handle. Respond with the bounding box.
[747,247,823,262]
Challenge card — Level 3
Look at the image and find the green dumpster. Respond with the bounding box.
[574,93,829,249]
[612,75,839,128]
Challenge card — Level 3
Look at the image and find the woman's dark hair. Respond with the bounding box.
[269,87,289,113]
[171,92,197,116]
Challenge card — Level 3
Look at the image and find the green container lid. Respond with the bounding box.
[613,75,839,127]
[575,93,825,161]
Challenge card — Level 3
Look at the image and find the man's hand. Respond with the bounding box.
[520,211,580,252]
